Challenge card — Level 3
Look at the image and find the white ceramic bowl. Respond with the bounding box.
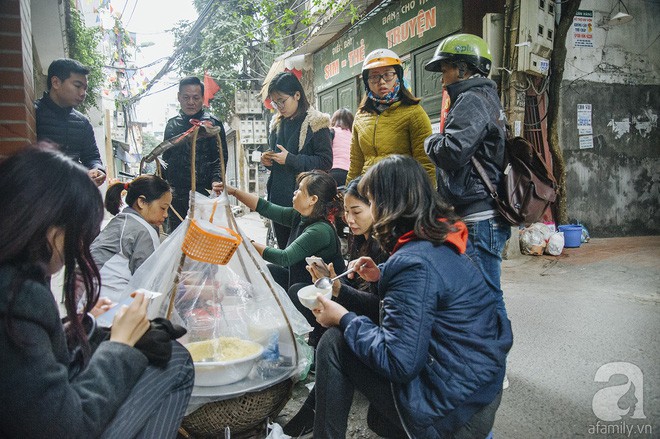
[297,284,332,310]
[186,338,264,387]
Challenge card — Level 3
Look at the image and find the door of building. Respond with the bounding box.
[318,77,359,116]
[413,43,443,127]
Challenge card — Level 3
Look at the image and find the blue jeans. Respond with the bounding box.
[466,217,511,318]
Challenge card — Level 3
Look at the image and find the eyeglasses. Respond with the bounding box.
[367,71,397,84]
[271,95,291,109]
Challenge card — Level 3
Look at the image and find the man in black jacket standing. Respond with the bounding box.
[162,76,228,232]
[35,58,106,186]
[424,34,510,317]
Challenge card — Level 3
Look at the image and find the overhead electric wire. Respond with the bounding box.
[120,0,216,105]
[119,0,346,104]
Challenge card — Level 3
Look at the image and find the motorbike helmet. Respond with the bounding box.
[361,48,403,90]
[424,33,493,76]
[362,48,402,72]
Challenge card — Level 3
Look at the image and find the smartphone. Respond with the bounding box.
[96,289,162,328]
[305,257,330,277]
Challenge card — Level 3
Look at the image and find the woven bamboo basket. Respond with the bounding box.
[179,379,294,438]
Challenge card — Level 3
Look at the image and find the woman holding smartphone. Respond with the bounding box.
[262,72,333,248]
[283,176,389,436]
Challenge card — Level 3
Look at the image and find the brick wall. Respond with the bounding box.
[0,0,35,156]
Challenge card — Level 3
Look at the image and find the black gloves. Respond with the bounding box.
[134,318,187,368]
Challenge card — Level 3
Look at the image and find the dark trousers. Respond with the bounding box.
[100,341,194,438]
[314,328,405,438]
[329,168,348,188]
[288,282,325,346]
[267,263,290,291]
[314,327,502,439]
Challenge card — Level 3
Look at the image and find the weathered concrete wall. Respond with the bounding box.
[558,0,659,236]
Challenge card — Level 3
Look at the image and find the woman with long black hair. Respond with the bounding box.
[0,145,193,438]
[263,72,333,248]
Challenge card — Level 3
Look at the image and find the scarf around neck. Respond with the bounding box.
[367,78,401,105]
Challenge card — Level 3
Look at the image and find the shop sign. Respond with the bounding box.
[313,0,461,92]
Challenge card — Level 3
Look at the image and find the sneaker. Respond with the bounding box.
[283,404,315,437]
[502,374,509,390]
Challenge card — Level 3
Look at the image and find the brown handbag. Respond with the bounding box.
[471,136,558,226]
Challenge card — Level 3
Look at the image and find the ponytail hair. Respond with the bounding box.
[296,170,341,222]
[105,175,171,215]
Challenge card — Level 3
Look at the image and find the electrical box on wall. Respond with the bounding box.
[115,110,125,127]
[239,119,254,144]
[483,13,504,79]
[517,0,555,76]
[253,119,267,144]
[235,90,263,114]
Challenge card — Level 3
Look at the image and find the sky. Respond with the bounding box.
[108,0,198,133]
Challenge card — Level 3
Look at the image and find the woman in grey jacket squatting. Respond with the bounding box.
[311,155,513,438]
[91,175,172,303]
[0,145,194,439]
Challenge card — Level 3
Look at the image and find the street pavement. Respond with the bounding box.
[236,208,658,439]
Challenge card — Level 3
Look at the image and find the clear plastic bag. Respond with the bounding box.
[519,223,549,255]
[121,192,313,410]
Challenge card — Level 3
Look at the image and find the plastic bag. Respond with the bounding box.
[545,232,565,256]
[519,223,549,255]
[266,422,292,439]
[121,192,313,410]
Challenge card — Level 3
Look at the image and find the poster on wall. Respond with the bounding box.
[573,10,594,47]
[577,103,593,135]
[579,135,594,149]
[577,103,594,149]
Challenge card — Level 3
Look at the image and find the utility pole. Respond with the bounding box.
[502,0,527,137]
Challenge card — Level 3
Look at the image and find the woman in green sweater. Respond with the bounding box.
[220,170,345,291]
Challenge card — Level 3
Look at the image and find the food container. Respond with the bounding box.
[297,284,332,310]
[186,337,264,387]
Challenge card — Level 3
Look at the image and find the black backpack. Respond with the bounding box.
[471,136,558,226]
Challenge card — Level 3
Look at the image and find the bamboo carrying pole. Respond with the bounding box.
[166,127,200,319]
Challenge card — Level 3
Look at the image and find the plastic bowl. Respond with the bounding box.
[297,284,332,310]
[186,338,264,387]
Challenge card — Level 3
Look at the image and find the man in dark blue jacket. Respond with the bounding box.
[35,58,106,186]
[162,76,228,232]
